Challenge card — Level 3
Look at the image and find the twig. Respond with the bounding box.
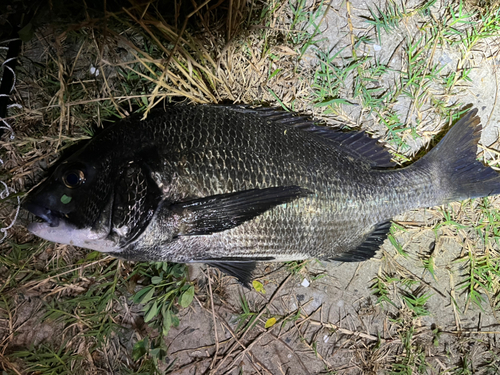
[210,273,293,373]
[306,319,388,342]
[206,270,220,370]
[345,0,357,60]
[23,257,114,290]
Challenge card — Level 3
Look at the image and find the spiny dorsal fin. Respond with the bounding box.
[294,125,395,168]
[330,221,392,262]
[226,105,395,168]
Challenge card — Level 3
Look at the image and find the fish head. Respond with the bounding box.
[24,138,165,253]
[22,154,123,251]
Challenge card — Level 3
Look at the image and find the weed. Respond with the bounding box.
[281,308,302,329]
[0,240,46,292]
[41,258,125,347]
[285,259,310,275]
[435,204,468,232]
[435,199,500,312]
[475,198,500,249]
[372,276,433,373]
[387,281,433,373]
[130,262,193,366]
[310,47,354,113]
[456,250,500,311]
[400,286,432,318]
[389,326,429,374]
[235,293,258,332]
[388,224,409,258]
[287,0,327,56]
[352,58,391,113]
[131,336,175,374]
[432,325,441,347]
[454,354,474,375]
[372,274,432,318]
[370,274,398,308]
[421,252,437,281]
[12,342,83,375]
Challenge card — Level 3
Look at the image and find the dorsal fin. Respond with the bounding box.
[227,106,395,168]
[294,125,395,168]
[329,221,392,262]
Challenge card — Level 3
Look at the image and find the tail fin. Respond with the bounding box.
[419,109,500,203]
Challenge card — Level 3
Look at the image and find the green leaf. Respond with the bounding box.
[151,276,163,284]
[132,338,148,361]
[144,300,159,322]
[134,286,154,305]
[162,310,172,336]
[172,263,185,278]
[150,347,162,358]
[60,195,72,204]
[172,314,180,327]
[84,251,101,261]
[314,98,350,107]
[179,285,194,308]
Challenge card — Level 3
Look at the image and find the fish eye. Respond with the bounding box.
[62,169,85,188]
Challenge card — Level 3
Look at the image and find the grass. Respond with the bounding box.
[389,326,430,374]
[2,0,500,373]
[12,342,83,375]
[234,293,259,332]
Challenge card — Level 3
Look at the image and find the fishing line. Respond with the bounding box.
[0,44,21,243]
[0,50,18,140]
[0,180,20,243]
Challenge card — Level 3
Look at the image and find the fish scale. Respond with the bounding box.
[23,105,500,285]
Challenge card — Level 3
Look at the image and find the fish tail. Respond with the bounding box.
[419,108,500,203]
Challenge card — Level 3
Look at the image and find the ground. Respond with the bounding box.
[1,0,500,374]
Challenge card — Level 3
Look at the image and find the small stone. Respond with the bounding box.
[90,65,100,76]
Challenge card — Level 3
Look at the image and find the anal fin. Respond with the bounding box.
[205,257,275,288]
[331,221,392,262]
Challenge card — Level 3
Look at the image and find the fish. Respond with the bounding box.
[22,105,500,285]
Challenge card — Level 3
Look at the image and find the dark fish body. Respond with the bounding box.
[23,105,500,283]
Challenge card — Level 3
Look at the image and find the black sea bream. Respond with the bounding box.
[23,105,500,284]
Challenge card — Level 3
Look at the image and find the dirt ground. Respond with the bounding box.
[2,0,500,374]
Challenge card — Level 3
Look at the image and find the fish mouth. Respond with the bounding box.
[22,201,62,227]
[22,201,121,253]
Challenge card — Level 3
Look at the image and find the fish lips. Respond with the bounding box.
[23,201,61,227]
[23,200,121,253]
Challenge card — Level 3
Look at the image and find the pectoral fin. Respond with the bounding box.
[173,186,310,235]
